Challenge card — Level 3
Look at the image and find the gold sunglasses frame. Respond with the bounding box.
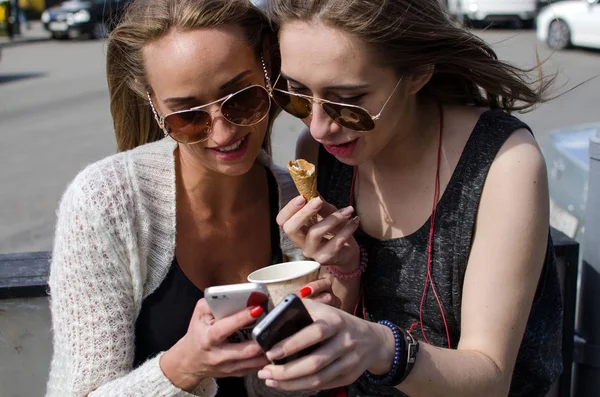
[268,74,403,131]
[146,55,273,145]
[146,84,272,145]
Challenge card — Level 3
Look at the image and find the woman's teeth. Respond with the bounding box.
[216,138,244,152]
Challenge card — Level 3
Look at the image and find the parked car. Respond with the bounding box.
[541,122,600,242]
[536,0,600,50]
[445,0,538,27]
[40,0,130,40]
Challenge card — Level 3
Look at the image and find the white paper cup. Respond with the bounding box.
[247,260,321,305]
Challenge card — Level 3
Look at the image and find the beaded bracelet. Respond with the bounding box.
[363,320,405,385]
[325,245,368,280]
[363,321,420,387]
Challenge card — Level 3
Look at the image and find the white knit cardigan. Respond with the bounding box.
[45,138,303,397]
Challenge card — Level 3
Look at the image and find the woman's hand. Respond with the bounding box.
[256,299,395,392]
[277,196,360,271]
[298,276,342,309]
[160,298,270,392]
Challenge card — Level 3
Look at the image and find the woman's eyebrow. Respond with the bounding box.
[219,70,253,91]
[281,72,369,91]
[163,70,253,105]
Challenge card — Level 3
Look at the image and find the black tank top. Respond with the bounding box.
[317,110,563,397]
[133,169,283,396]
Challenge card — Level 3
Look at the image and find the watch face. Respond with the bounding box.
[406,333,419,364]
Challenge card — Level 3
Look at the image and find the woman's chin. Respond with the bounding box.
[214,149,264,177]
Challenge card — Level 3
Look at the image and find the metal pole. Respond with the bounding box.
[573,130,600,396]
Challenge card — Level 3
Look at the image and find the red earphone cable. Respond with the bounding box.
[420,106,452,349]
[350,103,451,349]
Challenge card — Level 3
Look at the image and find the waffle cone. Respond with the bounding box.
[287,159,318,201]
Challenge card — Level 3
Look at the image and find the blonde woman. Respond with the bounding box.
[45,0,351,396]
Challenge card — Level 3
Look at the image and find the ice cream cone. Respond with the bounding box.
[287,159,318,201]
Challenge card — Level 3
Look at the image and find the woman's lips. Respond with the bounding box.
[323,139,359,158]
[209,135,246,150]
[208,135,249,161]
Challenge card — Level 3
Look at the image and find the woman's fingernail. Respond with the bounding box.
[293,195,306,206]
[299,286,312,298]
[340,206,354,216]
[250,305,264,318]
[257,369,272,379]
[267,347,284,361]
[266,379,279,388]
[309,197,323,209]
[351,215,360,224]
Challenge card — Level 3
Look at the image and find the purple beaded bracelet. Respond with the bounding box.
[325,245,368,280]
[363,320,405,385]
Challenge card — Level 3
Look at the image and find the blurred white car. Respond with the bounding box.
[537,0,600,50]
[446,0,538,27]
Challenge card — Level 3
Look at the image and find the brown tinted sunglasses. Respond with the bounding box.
[147,84,271,145]
[269,75,403,132]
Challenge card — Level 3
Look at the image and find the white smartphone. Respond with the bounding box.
[204,282,270,320]
[204,282,270,342]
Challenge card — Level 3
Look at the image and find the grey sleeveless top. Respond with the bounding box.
[317,109,563,397]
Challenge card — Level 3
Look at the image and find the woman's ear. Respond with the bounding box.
[407,65,434,95]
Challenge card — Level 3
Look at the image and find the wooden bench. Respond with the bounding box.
[0,250,51,299]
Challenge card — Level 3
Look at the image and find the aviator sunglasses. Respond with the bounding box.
[147,58,272,145]
[269,74,403,132]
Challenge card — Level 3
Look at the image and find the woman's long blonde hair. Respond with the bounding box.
[107,0,280,152]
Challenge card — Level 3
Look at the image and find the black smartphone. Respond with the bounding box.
[252,293,320,365]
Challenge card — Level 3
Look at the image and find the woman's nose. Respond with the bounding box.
[308,103,343,141]
[208,110,239,147]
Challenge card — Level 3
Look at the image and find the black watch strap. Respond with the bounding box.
[392,329,419,386]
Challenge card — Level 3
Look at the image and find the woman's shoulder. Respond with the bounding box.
[77,137,175,174]
[449,105,547,215]
[62,152,129,207]
[59,138,176,215]
[447,104,531,131]
[445,105,536,167]
[459,106,541,169]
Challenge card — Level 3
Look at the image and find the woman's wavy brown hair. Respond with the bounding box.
[268,0,554,113]
[107,0,280,152]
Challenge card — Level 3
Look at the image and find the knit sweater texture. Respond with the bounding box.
[45,138,303,396]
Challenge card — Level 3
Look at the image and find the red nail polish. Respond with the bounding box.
[250,305,264,318]
[299,286,312,298]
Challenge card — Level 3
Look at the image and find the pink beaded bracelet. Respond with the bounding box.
[326,245,368,280]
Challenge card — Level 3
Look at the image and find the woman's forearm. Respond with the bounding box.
[366,324,509,397]
[392,342,509,397]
